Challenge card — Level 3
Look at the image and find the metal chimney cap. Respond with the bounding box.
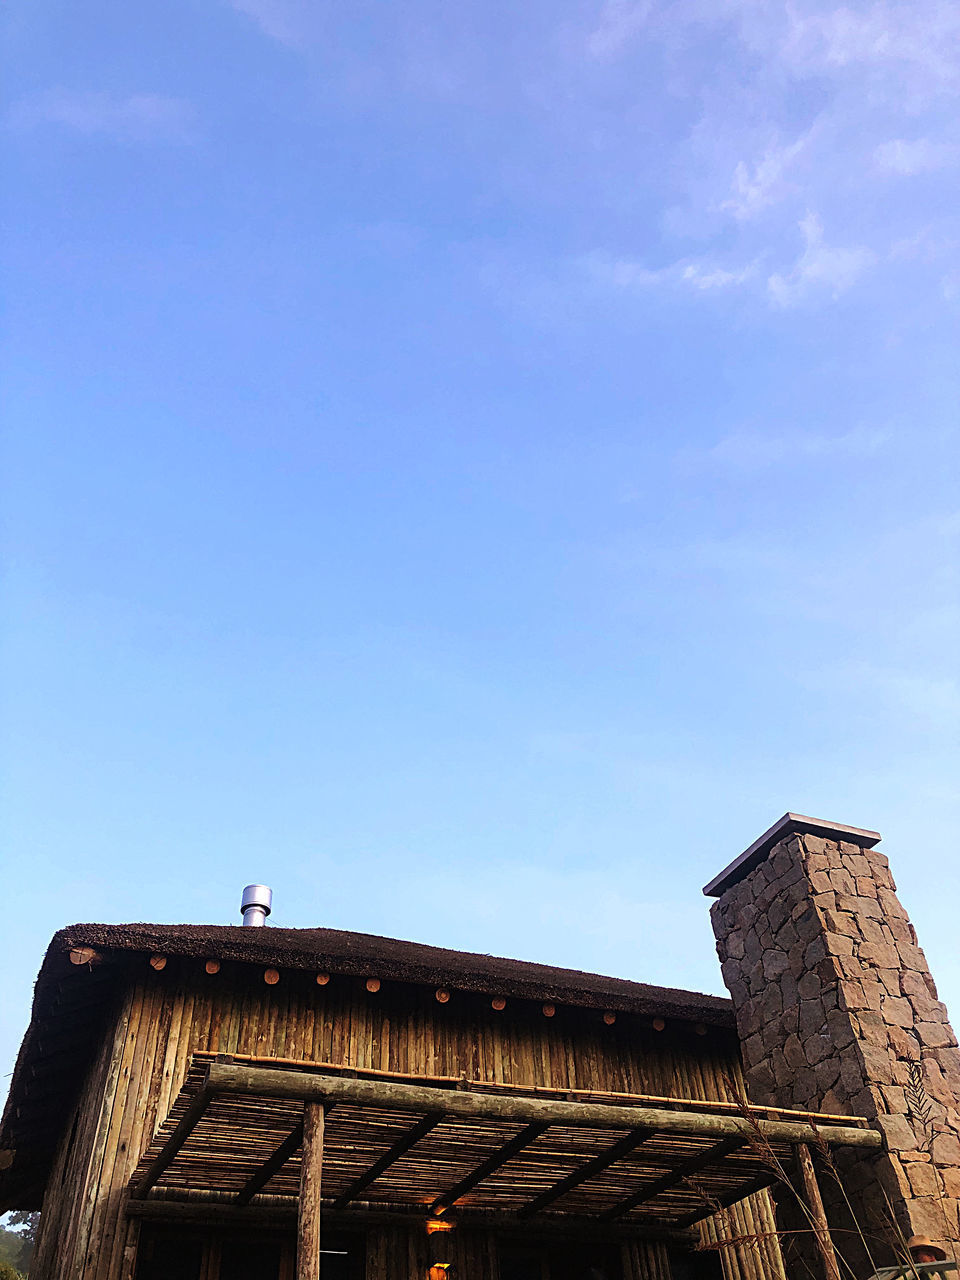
[240,884,273,925]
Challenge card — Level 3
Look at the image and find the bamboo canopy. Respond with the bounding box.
[130,1055,879,1231]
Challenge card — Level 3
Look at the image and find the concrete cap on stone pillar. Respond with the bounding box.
[703,812,881,898]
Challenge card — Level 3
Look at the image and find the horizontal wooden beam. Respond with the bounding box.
[125,1196,700,1243]
[602,1134,746,1221]
[235,1119,305,1206]
[332,1112,443,1209]
[431,1122,550,1214]
[203,1063,881,1149]
[518,1127,655,1218]
[131,1086,213,1199]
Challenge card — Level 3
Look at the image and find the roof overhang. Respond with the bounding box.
[128,1054,880,1231]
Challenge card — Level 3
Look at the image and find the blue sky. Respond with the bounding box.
[2,0,959,1084]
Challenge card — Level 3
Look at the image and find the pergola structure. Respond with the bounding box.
[129,1054,882,1280]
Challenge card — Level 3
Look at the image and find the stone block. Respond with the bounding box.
[799,999,827,1038]
[878,969,901,997]
[809,869,833,894]
[857,1010,889,1045]
[776,919,799,951]
[780,1003,800,1035]
[829,871,857,896]
[814,1055,841,1093]
[855,875,878,898]
[839,979,868,1011]
[906,1160,941,1197]
[804,935,830,967]
[844,851,872,876]
[909,992,950,1023]
[826,1008,856,1049]
[783,1033,806,1069]
[879,1084,907,1113]
[802,834,832,857]
[919,1058,958,1106]
[917,1022,958,1050]
[880,996,916,1028]
[903,1196,951,1240]
[762,948,789,979]
[887,1025,920,1061]
[737,1000,763,1038]
[875,1112,918,1151]
[767,897,790,933]
[804,1033,834,1065]
[797,971,822,1001]
[820,1086,849,1114]
[780,971,799,1010]
[859,1042,897,1085]
[888,916,914,944]
[794,906,823,943]
[900,970,931,999]
[827,930,856,956]
[898,941,928,970]
[858,940,900,970]
[877,887,907,919]
[740,1032,763,1066]
[817,955,844,983]
[746,1059,776,1101]
[931,1131,960,1165]
[828,911,861,938]
[859,916,887,945]
[760,982,783,1021]
[863,979,885,1012]
[724,931,745,961]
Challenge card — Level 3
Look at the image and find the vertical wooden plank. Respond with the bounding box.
[79,982,148,1279]
[296,1102,324,1280]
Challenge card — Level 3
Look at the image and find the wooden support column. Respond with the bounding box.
[796,1143,842,1280]
[297,1102,325,1280]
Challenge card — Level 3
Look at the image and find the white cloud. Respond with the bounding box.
[8,90,194,142]
[767,213,874,306]
[777,2,960,89]
[704,424,890,469]
[229,0,307,46]
[681,261,756,290]
[582,251,755,294]
[722,131,814,220]
[586,0,653,59]
[874,138,959,175]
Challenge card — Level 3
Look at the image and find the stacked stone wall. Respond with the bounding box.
[710,829,960,1274]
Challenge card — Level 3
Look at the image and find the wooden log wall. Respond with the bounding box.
[33,962,787,1280]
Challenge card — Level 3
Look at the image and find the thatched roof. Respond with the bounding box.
[0,921,732,1209]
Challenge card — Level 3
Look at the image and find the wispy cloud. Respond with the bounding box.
[8,89,194,142]
[721,130,815,221]
[768,213,874,306]
[874,138,959,176]
[229,0,308,47]
[581,251,757,295]
[586,0,653,59]
[702,424,890,469]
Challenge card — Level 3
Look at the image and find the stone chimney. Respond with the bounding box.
[706,814,960,1275]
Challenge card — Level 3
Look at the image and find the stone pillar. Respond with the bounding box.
[705,814,960,1276]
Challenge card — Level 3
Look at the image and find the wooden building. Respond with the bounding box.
[3,814,956,1280]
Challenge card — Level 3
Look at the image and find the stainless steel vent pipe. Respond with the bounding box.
[240,884,273,926]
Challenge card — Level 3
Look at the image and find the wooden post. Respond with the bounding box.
[796,1142,842,1280]
[297,1103,325,1280]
